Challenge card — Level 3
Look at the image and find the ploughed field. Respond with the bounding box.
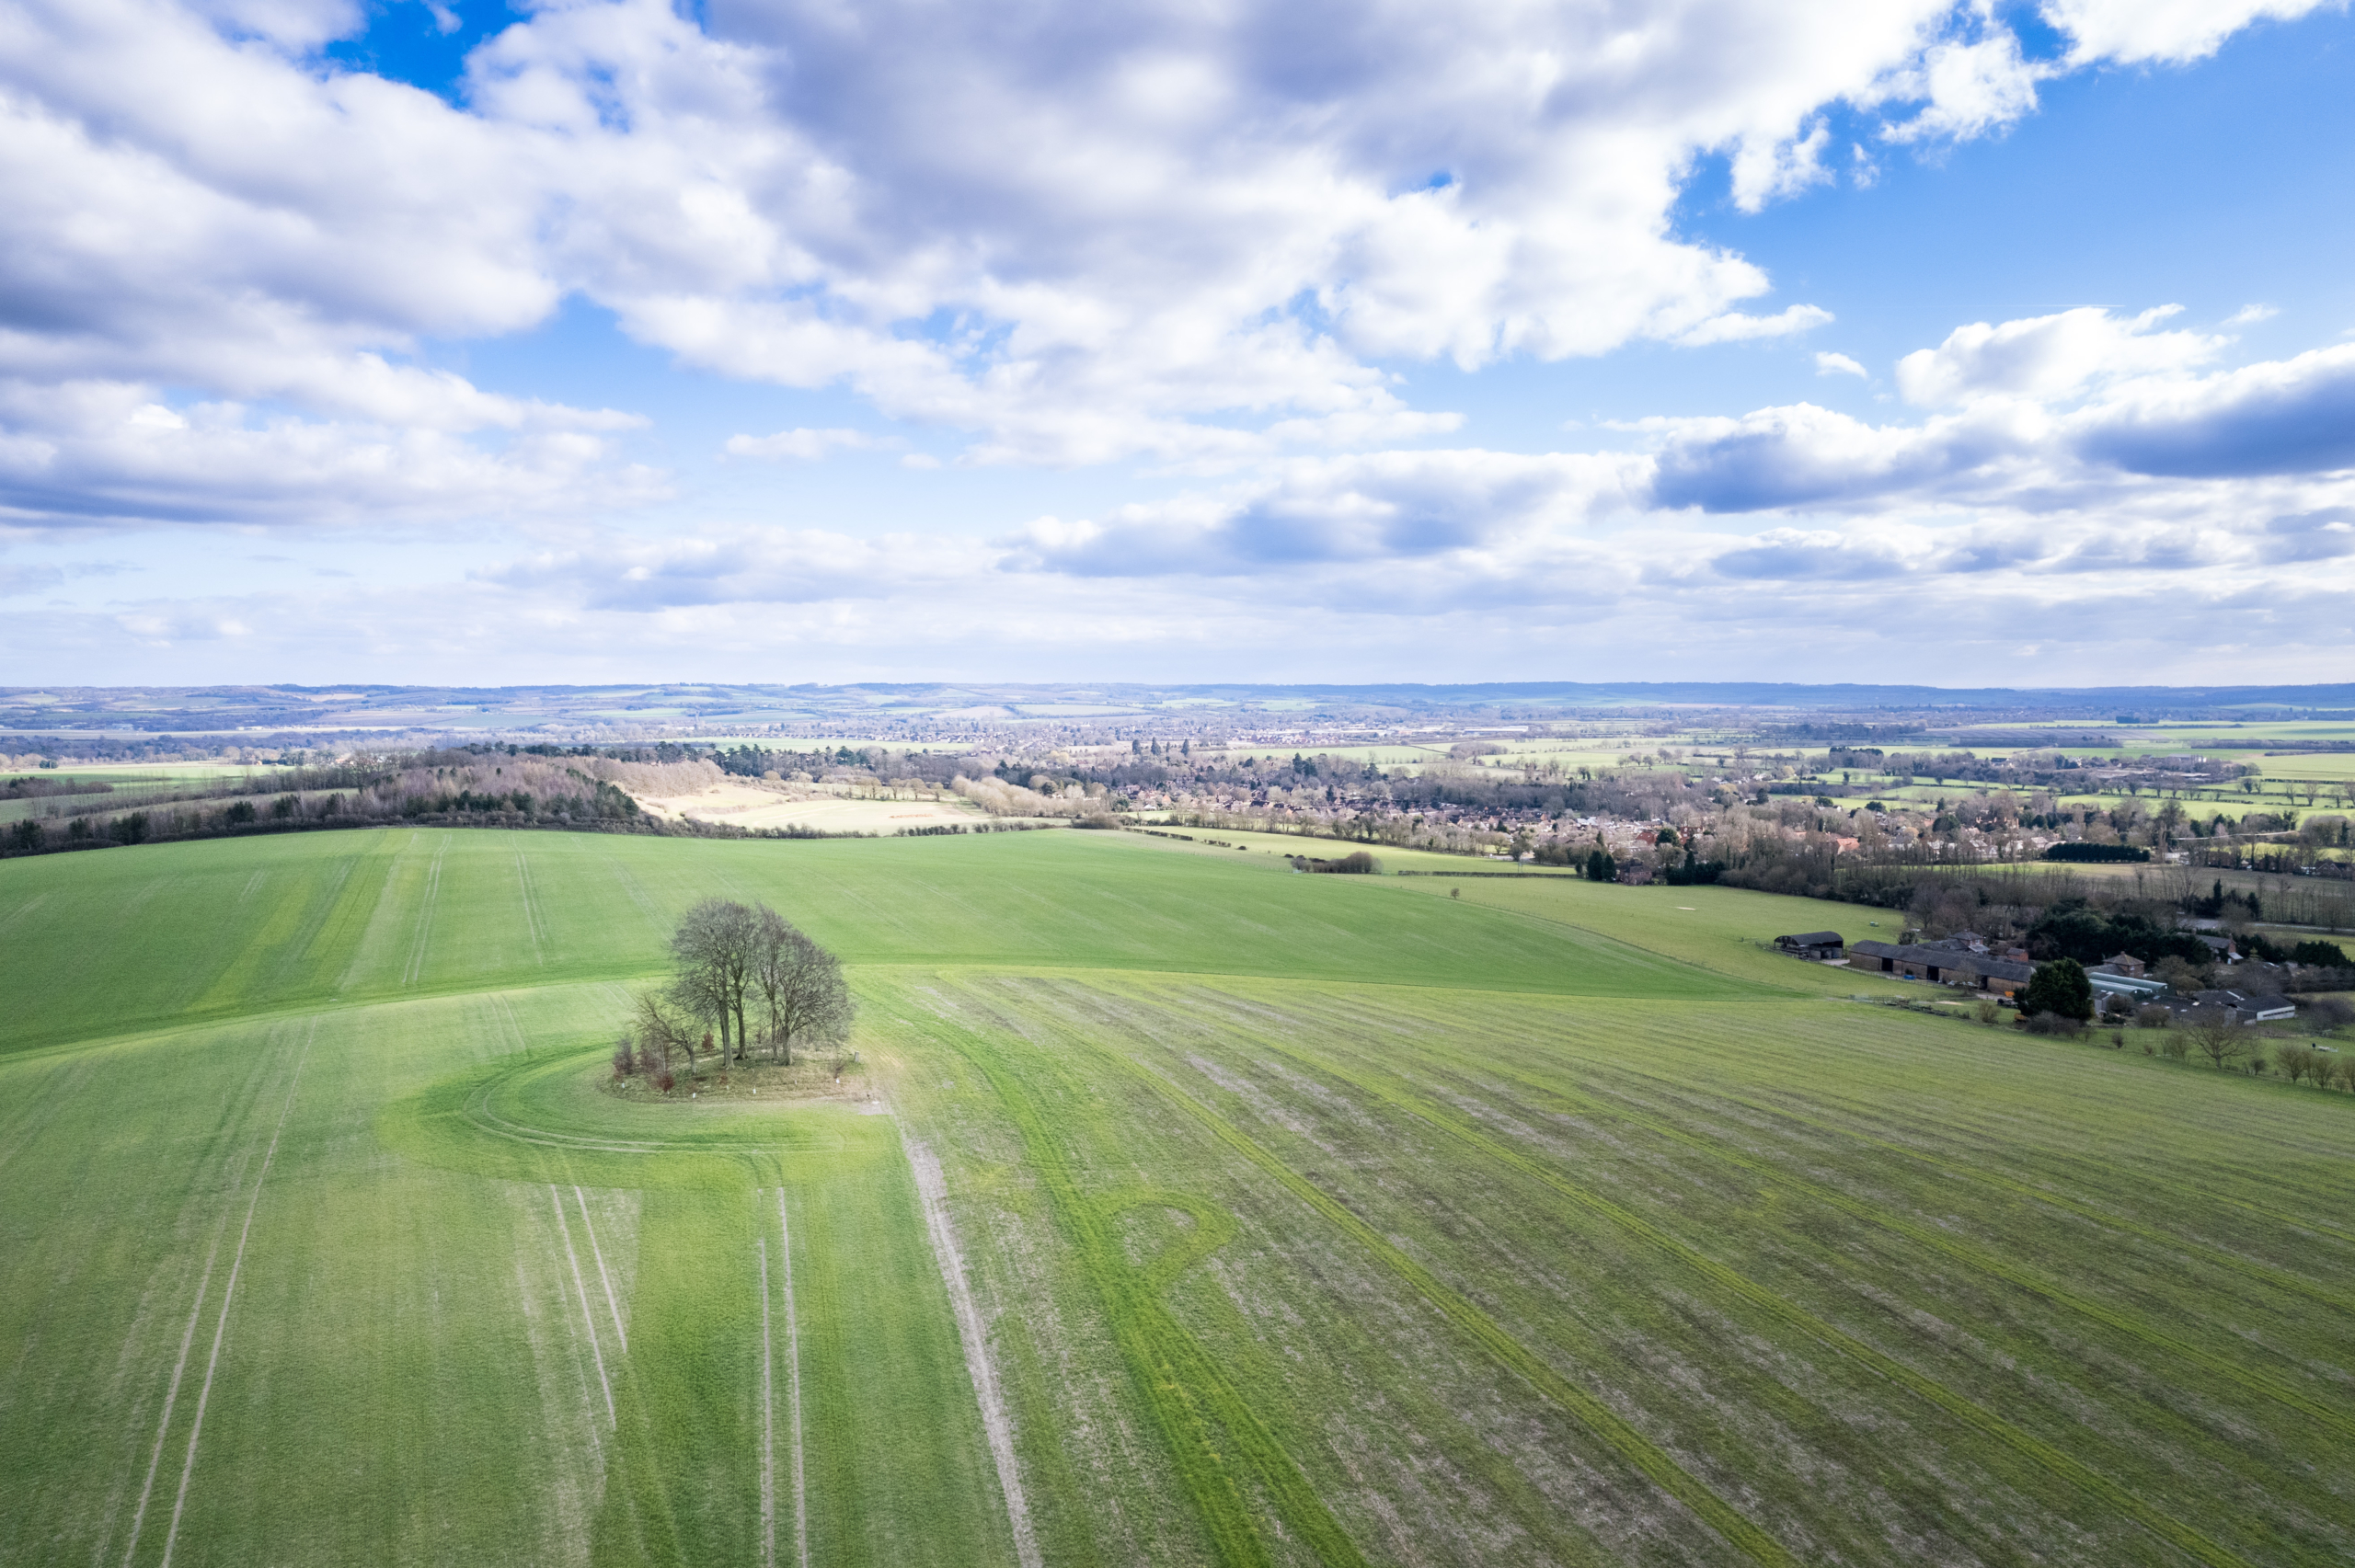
[1,830,2349,1567]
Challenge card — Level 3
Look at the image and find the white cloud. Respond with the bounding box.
[1894,306,2223,406]
[0,378,664,530]
[1815,352,1869,377]
[1676,305,1835,348]
[2224,303,2280,326]
[1875,29,2045,143]
[2041,0,2338,66]
[722,427,882,462]
[10,0,2303,479]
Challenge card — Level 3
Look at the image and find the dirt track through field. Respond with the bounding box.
[904,1134,1043,1568]
[549,1185,615,1425]
[156,1023,314,1568]
[572,1186,626,1350]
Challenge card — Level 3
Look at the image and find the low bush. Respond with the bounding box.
[2302,995,2355,1030]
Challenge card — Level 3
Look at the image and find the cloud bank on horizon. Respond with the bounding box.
[1,0,2350,683]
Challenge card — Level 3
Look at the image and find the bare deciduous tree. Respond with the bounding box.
[657,898,854,1073]
[672,898,760,1063]
[633,990,687,1073]
[752,910,854,1065]
[2188,1009,2249,1070]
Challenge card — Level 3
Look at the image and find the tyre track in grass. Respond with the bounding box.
[928,1018,1426,1568]
[775,1188,808,1568]
[1276,1001,2355,1445]
[400,835,449,989]
[516,853,546,967]
[904,1134,1044,1568]
[549,1185,616,1426]
[967,1021,1803,1568]
[573,1185,627,1351]
[1289,984,2355,1329]
[117,1047,280,1568]
[758,1230,777,1568]
[1604,1049,2355,1316]
[155,1021,314,1568]
[1206,1019,2255,1568]
[1636,1046,2355,1278]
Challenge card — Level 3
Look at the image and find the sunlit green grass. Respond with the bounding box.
[4,824,2352,1567]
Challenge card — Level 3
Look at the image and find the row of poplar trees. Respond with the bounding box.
[633,898,854,1076]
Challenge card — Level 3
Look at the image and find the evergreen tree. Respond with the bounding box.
[2020,957,2095,1022]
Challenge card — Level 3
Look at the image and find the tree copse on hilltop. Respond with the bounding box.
[639,897,854,1076]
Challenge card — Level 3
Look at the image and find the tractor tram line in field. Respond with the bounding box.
[11,827,2355,1565]
[399,834,450,989]
[155,1021,314,1568]
[1557,1037,2355,1320]
[1007,1016,1808,1568]
[548,1185,617,1426]
[771,1187,809,1568]
[903,1132,1045,1568]
[1180,1014,2261,1568]
[925,1010,1373,1568]
[1267,1004,2355,1445]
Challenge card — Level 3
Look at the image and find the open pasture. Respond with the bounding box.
[2,827,2351,1565]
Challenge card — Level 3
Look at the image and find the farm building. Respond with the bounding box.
[2187,989,2296,1024]
[1849,940,2035,999]
[1775,931,1845,960]
[2087,960,2169,1002]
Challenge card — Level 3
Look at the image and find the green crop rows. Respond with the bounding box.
[2,827,2351,1565]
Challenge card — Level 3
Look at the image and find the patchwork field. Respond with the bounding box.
[1,828,2350,1566]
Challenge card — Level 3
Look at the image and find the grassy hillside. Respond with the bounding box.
[0,829,1751,1055]
[1,826,2350,1566]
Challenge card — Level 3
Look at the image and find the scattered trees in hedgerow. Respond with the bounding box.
[2188,1011,2252,1071]
[618,898,853,1087]
[2018,957,2095,1024]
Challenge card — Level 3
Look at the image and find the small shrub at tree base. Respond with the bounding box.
[654,1069,675,1093]
[2022,1012,2085,1038]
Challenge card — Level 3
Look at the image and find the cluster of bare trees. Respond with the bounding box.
[623,898,853,1082]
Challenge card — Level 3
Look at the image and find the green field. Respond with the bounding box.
[3,828,2352,1565]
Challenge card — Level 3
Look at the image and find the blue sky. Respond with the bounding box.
[4,0,2352,685]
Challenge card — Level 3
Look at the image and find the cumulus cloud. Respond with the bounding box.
[1676,305,1836,348]
[0,378,665,530]
[722,427,883,461]
[2041,0,2338,65]
[1000,450,1644,578]
[6,0,2302,483]
[1895,306,2224,406]
[477,527,990,612]
[1815,352,1869,377]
